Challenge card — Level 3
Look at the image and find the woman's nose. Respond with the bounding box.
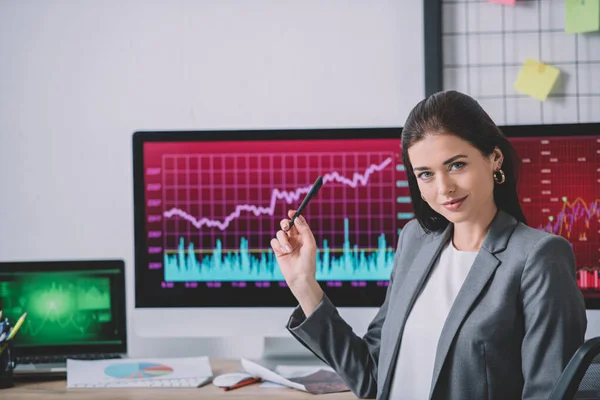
[437,175,456,195]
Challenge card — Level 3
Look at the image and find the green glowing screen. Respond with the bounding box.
[0,270,123,347]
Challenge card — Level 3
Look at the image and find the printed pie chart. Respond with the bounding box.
[104,362,174,379]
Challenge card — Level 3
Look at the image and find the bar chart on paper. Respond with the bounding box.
[143,139,411,284]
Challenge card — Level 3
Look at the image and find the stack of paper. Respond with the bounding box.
[66,356,213,388]
[241,358,349,395]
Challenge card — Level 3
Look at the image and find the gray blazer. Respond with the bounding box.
[287,210,587,400]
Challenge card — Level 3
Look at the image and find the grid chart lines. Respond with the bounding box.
[152,146,409,282]
[513,136,600,283]
[442,0,600,125]
[161,151,397,242]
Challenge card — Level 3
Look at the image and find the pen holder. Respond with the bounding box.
[0,340,16,389]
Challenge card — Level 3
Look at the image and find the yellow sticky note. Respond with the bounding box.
[565,0,600,34]
[513,59,560,101]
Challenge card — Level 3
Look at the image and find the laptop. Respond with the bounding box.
[0,259,127,376]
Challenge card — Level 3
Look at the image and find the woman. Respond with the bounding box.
[269,91,587,400]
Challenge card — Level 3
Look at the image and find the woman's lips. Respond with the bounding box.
[442,195,468,211]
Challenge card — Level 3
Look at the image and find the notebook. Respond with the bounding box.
[0,260,127,376]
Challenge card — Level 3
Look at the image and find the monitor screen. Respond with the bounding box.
[133,124,600,310]
[501,124,600,307]
[134,128,405,308]
[0,260,127,355]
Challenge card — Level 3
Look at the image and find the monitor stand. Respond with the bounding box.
[257,337,326,369]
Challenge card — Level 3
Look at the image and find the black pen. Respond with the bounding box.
[287,176,323,230]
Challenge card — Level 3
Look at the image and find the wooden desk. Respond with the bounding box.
[2,359,359,400]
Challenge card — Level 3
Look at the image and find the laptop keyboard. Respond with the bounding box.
[17,353,123,364]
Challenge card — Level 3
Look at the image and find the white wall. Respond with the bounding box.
[0,0,425,358]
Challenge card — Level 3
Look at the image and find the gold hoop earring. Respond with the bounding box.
[494,169,505,184]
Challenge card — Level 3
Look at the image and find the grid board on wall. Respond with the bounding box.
[442,0,600,125]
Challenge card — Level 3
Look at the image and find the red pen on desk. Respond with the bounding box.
[223,377,261,391]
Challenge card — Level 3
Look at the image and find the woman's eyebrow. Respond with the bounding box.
[413,154,468,172]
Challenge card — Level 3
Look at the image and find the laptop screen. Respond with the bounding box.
[0,260,126,356]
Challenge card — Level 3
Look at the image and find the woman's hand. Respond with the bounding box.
[270,209,323,316]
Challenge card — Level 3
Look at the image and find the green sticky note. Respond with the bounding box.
[514,58,560,101]
[565,0,600,33]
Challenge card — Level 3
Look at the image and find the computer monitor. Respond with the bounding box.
[500,123,600,309]
[132,124,600,339]
[133,127,406,337]
[0,260,127,357]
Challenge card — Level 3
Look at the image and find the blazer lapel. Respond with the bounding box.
[428,210,518,398]
[379,225,452,398]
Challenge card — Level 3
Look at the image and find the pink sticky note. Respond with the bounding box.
[488,0,516,5]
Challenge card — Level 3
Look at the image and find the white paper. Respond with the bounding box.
[241,358,306,391]
[67,356,212,388]
[259,364,335,389]
[275,365,335,377]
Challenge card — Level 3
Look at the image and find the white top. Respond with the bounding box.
[389,240,478,400]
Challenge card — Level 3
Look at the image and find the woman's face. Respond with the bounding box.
[407,132,503,225]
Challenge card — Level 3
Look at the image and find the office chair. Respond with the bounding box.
[548,336,600,400]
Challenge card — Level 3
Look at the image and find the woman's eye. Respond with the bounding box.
[450,162,465,170]
[418,172,432,179]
